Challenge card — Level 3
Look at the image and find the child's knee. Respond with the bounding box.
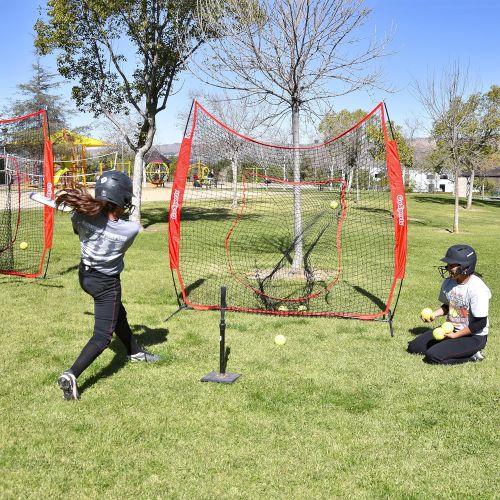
[407,339,424,354]
[423,348,445,364]
[89,333,112,352]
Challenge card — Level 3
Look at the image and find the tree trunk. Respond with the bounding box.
[466,169,475,209]
[130,151,146,225]
[453,166,460,233]
[231,155,238,209]
[129,125,155,226]
[346,168,353,192]
[356,168,360,203]
[291,103,303,272]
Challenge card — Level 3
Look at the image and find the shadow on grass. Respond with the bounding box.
[34,282,65,288]
[78,325,169,395]
[141,207,168,228]
[0,276,64,288]
[409,326,429,336]
[414,196,500,208]
[352,206,392,217]
[407,218,428,225]
[172,206,260,223]
[184,278,205,296]
[141,205,261,228]
[0,277,25,285]
[352,285,387,312]
[59,264,79,275]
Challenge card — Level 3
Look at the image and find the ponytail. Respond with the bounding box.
[55,187,117,216]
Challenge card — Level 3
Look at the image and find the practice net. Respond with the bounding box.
[169,102,407,319]
[0,110,54,277]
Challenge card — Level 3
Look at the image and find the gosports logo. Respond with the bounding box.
[46,181,53,199]
[396,194,405,226]
[170,189,181,220]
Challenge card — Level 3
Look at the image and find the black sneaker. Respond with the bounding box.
[58,371,80,400]
[127,351,161,363]
[470,351,485,362]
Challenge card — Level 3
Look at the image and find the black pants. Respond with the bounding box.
[69,264,140,378]
[407,329,487,365]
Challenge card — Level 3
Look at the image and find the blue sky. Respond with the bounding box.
[0,0,498,144]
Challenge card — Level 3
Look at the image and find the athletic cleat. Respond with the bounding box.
[470,351,485,362]
[58,371,80,400]
[127,351,161,363]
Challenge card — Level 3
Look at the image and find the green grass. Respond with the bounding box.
[1,193,499,498]
[180,188,396,314]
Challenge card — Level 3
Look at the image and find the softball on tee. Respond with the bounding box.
[441,321,454,334]
[19,242,28,250]
[329,200,339,210]
[432,327,445,341]
[274,334,286,346]
[420,308,433,321]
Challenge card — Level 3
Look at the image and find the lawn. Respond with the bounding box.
[0,193,498,498]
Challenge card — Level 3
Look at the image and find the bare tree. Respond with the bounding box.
[400,117,423,186]
[413,64,496,232]
[196,0,391,271]
[191,90,287,207]
[463,86,500,208]
[98,111,142,171]
[319,108,367,196]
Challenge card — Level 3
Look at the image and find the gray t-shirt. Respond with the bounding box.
[72,212,140,275]
[438,274,491,336]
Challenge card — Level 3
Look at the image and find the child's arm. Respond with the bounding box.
[445,317,487,339]
[433,304,449,319]
[422,304,449,322]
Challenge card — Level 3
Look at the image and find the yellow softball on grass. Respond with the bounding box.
[277,305,288,312]
[19,242,28,250]
[274,334,286,346]
[329,200,339,210]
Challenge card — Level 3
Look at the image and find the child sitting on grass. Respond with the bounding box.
[408,244,491,364]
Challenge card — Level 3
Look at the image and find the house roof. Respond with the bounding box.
[482,166,500,178]
[144,147,170,164]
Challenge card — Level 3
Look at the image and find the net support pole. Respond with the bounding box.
[219,286,227,373]
[201,286,241,384]
[388,309,394,337]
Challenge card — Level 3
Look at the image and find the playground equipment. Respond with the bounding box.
[54,152,122,188]
[189,160,209,186]
[144,148,170,187]
[51,129,116,188]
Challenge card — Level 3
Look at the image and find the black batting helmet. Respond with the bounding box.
[438,244,477,278]
[95,170,133,209]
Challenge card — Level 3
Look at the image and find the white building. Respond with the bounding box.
[406,170,454,193]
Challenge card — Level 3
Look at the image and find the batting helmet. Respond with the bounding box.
[438,244,477,278]
[95,170,133,209]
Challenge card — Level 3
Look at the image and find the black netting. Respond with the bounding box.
[0,113,48,276]
[171,103,400,318]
